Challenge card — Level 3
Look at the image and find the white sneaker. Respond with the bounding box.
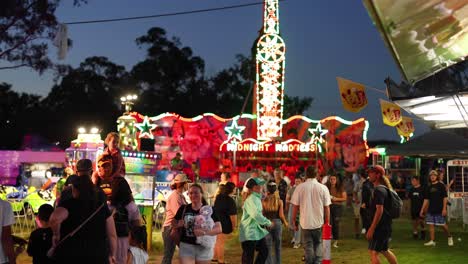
[361,228,366,234]
[448,237,454,246]
[293,243,301,249]
[333,241,339,248]
[424,240,436,246]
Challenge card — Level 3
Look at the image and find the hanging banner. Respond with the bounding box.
[337,77,368,113]
[380,99,402,126]
[396,116,415,137]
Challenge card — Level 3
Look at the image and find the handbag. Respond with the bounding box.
[170,204,187,246]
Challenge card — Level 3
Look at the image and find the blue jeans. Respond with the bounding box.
[302,227,323,264]
[161,226,176,264]
[265,219,282,264]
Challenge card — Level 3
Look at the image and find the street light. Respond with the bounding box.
[121,93,138,113]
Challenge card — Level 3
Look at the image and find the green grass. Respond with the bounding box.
[17,207,468,263]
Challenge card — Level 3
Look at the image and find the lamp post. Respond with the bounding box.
[120,94,138,113]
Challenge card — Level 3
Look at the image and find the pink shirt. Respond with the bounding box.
[163,190,186,227]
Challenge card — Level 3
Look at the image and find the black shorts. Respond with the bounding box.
[411,210,422,220]
[368,235,390,252]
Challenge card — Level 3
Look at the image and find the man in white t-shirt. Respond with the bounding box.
[1,198,16,264]
[291,166,331,264]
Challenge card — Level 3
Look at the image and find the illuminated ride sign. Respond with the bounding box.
[256,0,286,140]
[220,138,317,153]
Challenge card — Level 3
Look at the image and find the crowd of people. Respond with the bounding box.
[0,131,458,264]
[1,132,148,264]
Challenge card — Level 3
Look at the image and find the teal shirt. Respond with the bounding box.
[239,192,272,242]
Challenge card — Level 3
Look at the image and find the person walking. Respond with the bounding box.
[263,181,288,264]
[174,184,222,264]
[161,174,189,264]
[109,177,142,264]
[359,169,373,235]
[409,176,425,240]
[239,177,272,264]
[326,174,346,248]
[286,176,303,249]
[27,204,55,264]
[366,165,398,264]
[420,170,453,247]
[213,182,237,264]
[49,167,117,263]
[291,166,331,264]
[1,197,16,264]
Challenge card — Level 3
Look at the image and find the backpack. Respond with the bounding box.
[114,204,130,237]
[381,185,403,219]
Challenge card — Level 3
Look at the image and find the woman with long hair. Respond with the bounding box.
[161,174,189,264]
[262,181,288,264]
[213,182,237,264]
[110,177,142,264]
[174,184,222,264]
[326,173,347,248]
[49,175,117,263]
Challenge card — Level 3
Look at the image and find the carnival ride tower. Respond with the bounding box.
[255,0,286,141]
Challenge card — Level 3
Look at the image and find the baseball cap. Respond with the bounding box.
[64,174,79,186]
[173,174,191,184]
[367,165,385,175]
[429,170,439,176]
[76,159,93,172]
[246,177,266,189]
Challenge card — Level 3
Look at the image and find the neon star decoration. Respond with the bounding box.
[308,123,328,152]
[135,116,156,139]
[225,119,246,142]
[256,0,286,140]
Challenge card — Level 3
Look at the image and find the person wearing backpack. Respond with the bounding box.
[110,177,142,264]
[366,165,398,264]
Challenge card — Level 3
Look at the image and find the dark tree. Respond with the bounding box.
[131,27,208,116]
[0,83,42,149]
[283,95,314,117]
[0,0,87,73]
[42,56,128,148]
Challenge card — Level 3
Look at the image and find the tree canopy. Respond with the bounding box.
[0,26,313,149]
[0,0,87,73]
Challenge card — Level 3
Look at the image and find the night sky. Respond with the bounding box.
[0,0,430,141]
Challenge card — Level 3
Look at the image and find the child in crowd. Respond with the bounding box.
[104,132,126,178]
[27,204,55,264]
[410,176,425,240]
[127,226,148,264]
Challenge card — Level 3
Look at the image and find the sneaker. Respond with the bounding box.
[333,241,339,248]
[424,240,436,246]
[361,228,366,234]
[448,237,454,246]
[293,243,301,249]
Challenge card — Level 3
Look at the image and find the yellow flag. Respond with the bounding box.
[380,99,402,126]
[337,77,368,113]
[396,116,415,137]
